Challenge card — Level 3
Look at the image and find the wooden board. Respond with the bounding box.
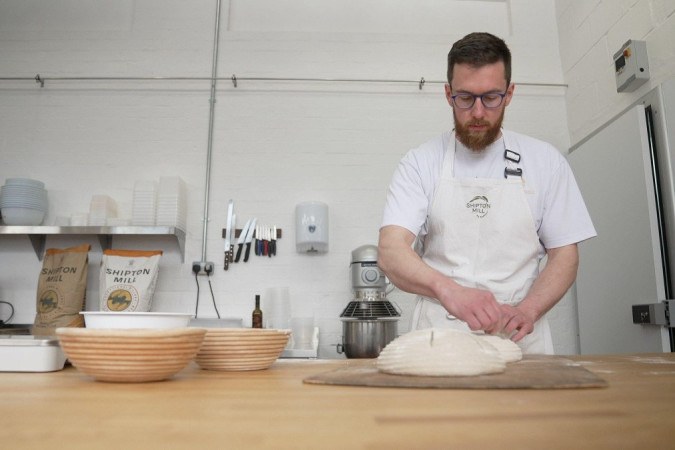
[303,355,607,389]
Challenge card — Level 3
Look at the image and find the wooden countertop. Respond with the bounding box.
[2,354,675,449]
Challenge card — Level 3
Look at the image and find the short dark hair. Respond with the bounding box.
[447,32,511,87]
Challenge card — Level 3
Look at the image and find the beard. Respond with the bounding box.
[454,107,505,152]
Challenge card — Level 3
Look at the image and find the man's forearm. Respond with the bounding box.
[378,225,502,332]
[377,225,451,299]
[517,244,579,322]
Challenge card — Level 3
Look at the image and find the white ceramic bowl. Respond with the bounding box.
[1,207,45,225]
[5,178,45,189]
[0,199,46,208]
[81,311,193,329]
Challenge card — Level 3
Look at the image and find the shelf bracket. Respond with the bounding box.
[98,235,113,254]
[28,234,47,260]
[175,230,186,262]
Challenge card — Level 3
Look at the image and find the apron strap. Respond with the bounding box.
[504,149,523,179]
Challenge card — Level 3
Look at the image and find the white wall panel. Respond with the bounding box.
[557,0,675,145]
[228,0,510,36]
[0,0,575,356]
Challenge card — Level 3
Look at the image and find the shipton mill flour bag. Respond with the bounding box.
[99,249,162,312]
[33,244,91,336]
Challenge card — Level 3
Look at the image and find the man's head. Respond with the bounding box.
[445,33,514,151]
[447,32,511,87]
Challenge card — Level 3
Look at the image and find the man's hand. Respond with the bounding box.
[438,284,502,333]
[497,304,535,342]
[497,244,579,342]
[379,225,504,334]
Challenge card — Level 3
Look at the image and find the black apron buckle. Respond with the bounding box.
[504,167,523,178]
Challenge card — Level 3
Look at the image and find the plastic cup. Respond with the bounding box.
[264,287,291,330]
[290,317,314,349]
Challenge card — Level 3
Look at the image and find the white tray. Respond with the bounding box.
[0,335,67,372]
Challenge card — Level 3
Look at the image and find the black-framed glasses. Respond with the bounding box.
[451,91,507,109]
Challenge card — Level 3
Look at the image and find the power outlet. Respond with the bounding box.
[192,261,215,275]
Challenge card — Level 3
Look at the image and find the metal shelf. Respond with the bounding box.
[0,225,186,262]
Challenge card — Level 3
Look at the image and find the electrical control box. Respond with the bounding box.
[613,40,649,93]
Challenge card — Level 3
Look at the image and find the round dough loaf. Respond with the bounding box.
[376,328,506,376]
[476,334,523,363]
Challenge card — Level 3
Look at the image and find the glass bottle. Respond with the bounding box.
[252,294,263,328]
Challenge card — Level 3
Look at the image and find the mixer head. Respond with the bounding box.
[350,244,386,300]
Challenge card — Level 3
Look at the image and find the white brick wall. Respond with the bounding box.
[556,0,675,145]
[0,0,578,356]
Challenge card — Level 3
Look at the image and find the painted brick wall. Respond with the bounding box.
[0,0,577,356]
[556,0,675,145]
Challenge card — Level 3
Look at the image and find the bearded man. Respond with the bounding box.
[377,32,596,354]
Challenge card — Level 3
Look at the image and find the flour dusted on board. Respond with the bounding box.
[99,249,162,312]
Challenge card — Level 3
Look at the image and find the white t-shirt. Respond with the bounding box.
[381,129,596,251]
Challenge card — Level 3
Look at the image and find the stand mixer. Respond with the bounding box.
[337,244,400,358]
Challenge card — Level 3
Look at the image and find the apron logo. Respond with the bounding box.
[466,195,490,218]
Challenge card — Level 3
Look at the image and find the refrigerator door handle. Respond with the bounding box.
[632,299,674,327]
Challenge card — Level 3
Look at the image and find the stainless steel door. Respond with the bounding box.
[569,103,668,354]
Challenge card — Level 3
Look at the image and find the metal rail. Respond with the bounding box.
[0,74,567,90]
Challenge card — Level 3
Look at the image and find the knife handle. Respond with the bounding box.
[235,244,243,262]
[244,242,252,262]
[229,245,234,262]
[224,252,230,270]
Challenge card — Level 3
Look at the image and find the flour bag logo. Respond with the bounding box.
[466,195,490,218]
[38,289,59,314]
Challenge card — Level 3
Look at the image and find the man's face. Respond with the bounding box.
[445,62,514,151]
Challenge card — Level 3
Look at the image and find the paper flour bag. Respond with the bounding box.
[99,249,162,312]
[33,244,90,336]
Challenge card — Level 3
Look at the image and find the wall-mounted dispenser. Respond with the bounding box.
[295,201,328,253]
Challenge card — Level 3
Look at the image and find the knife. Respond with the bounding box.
[227,213,236,267]
[243,218,257,262]
[235,218,252,263]
[270,225,277,257]
[263,226,269,256]
[229,214,236,263]
[255,224,261,256]
[224,200,234,270]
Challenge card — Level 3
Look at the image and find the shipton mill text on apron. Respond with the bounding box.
[466,195,490,218]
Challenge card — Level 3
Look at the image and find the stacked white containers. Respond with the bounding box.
[132,181,157,226]
[155,176,187,232]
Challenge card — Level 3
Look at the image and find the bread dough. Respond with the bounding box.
[476,334,523,363]
[376,328,506,376]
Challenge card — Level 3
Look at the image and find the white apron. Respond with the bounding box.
[411,133,554,354]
